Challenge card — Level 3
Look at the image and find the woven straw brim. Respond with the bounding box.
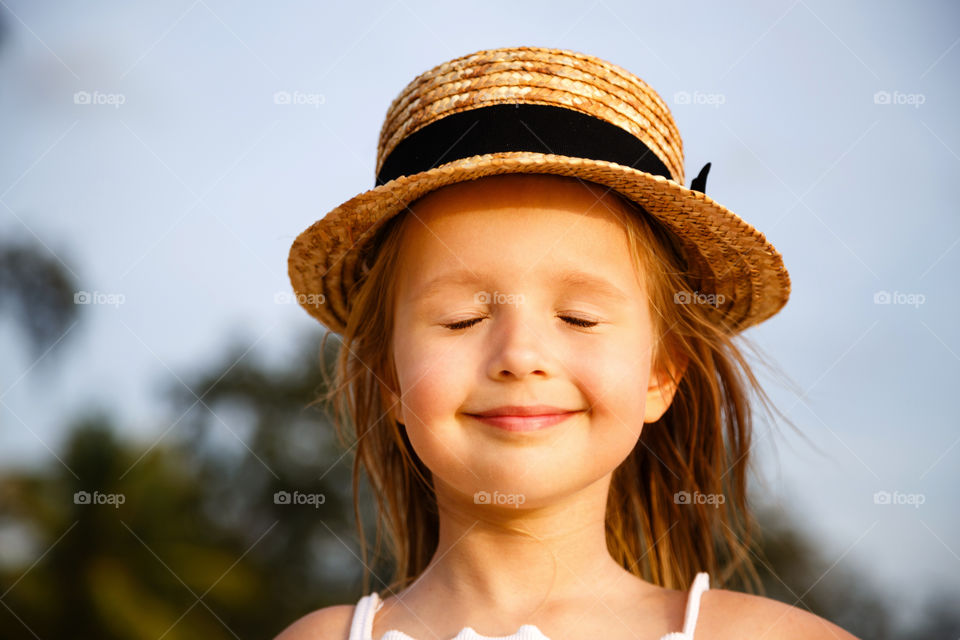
[287,151,791,336]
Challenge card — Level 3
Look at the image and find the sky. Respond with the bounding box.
[0,0,958,626]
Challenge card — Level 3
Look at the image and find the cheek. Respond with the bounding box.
[575,331,653,437]
[394,333,468,417]
[391,331,475,461]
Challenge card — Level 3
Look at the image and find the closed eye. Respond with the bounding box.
[442,315,599,331]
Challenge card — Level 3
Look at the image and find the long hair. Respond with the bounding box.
[312,173,798,596]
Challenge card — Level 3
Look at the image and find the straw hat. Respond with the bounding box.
[287,46,790,335]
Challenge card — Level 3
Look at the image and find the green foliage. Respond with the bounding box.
[0,335,387,639]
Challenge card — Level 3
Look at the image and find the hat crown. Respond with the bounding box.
[376,46,686,185]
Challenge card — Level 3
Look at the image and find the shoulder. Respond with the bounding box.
[272,604,356,640]
[698,588,861,640]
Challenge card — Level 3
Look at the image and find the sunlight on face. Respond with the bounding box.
[388,173,663,509]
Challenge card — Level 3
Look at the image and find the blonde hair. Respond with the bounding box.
[313,173,798,596]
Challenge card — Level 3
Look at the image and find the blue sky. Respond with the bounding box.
[1,0,958,625]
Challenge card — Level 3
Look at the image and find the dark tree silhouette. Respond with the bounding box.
[0,237,79,360]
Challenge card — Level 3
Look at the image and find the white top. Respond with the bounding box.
[347,572,710,640]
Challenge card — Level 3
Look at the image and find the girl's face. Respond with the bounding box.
[386,174,679,508]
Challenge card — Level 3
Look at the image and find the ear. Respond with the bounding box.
[644,350,688,423]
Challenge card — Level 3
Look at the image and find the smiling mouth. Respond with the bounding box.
[465,410,581,432]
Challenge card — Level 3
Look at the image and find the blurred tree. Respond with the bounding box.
[0,237,79,361]
[0,327,371,639]
[163,328,378,630]
[0,233,370,636]
[0,412,265,639]
[908,592,960,639]
[0,8,7,53]
[740,502,895,639]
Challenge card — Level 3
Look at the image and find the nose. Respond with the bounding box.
[485,310,555,380]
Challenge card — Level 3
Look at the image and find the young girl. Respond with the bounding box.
[279,46,859,640]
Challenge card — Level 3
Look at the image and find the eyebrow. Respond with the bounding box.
[413,267,633,302]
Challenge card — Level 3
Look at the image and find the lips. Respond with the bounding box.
[470,404,575,417]
[466,405,582,432]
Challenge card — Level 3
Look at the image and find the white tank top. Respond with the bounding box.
[347,572,710,640]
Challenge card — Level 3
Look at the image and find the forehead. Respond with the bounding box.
[393,174,646,296]
[409,173,623,220]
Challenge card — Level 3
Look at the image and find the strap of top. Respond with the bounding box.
[349,592,382,640]
[680,572,710,638]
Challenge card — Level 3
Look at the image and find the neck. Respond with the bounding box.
[403,472,642,617]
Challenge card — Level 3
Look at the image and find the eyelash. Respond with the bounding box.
[442,315,599,331]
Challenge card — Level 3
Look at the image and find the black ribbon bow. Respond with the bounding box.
[690,162,711,194]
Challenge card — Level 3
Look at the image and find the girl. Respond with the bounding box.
[279,46,859,640]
